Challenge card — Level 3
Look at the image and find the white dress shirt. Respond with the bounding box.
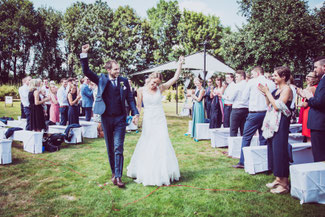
[18,84,30,107]
[42,85,51,105]
[57,86,69,106]
[222,81,236,105]
[241,75,276,112]
[290,85,297,110]
[228,80,249,109]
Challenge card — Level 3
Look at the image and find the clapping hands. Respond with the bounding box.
[258,83,269,95]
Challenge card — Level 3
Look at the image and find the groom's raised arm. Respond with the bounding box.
[80,44,99,85]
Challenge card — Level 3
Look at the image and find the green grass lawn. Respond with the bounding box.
[0,101,324,216]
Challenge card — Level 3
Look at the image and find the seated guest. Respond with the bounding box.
[209,76,224,129]
[189,77,205,139]
[49,84,60,124]
[233,66,276,169]
[204,78,213,120]
[221,73,235,128]
[259,66,292,194]
[81,76,94,121]
[68,84,82,125]
[302,57,325,162]
[228,70,249,136]
[29,79,50,132]
[297,72,319,142]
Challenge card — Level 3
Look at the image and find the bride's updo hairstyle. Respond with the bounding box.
[148,72,163,82]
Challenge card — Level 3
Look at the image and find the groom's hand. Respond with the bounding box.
[132,115,139,125]
[82,44,90,53]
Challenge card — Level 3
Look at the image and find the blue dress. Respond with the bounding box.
[68,93,80,125]
[267,90,292,178]
[191,90,205,138]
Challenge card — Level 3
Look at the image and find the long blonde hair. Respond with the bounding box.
[29,79,41,92]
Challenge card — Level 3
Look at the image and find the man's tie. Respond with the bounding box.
[112,79,116,87]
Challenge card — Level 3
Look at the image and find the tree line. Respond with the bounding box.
[0,0,324,85]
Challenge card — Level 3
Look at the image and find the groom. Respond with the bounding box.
[80,44,139,188]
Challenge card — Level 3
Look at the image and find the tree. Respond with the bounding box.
[0,0,38,83]
[221,0,324,75]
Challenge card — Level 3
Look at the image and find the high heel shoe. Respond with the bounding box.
[266,180,280,189]
[270,185,289,194]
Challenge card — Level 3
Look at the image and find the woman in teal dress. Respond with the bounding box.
[190,77,206,140]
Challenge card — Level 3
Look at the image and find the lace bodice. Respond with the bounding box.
[143,87,163,109]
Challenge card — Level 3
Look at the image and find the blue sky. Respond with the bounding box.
[31,0,324,30]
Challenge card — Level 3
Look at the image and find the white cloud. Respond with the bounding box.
[314,2,323,9]
[178,0,216,16]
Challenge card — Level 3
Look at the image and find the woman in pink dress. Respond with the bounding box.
[49,84,60,124]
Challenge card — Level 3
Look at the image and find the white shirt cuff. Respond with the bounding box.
[80,53,88,59]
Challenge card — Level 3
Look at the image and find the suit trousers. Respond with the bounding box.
[223,105,232,128]
[59,106,68,126]
[230,108,248,137]
[101,115,126,178]
[23,107,31,130]
[239,112,267,165]
[84,107,92,121]
[311,130,325,162]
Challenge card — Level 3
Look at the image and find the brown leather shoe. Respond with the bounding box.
[232,163,244,169]
[116,178,125,188]
[111,174,117,185]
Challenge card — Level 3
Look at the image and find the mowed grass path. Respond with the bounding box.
[0,101,324,216]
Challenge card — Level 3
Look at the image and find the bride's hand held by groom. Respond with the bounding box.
[132,115,139,125]
[82,44,90,53]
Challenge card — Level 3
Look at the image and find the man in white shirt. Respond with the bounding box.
[57,78,69,125]
[222,73,235,127]
[228,70,249,137]
[18,76,31,130]
[233,66,276,168]
[41,79,51,121]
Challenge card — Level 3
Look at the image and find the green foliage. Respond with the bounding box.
[221,0,324,75]
[166,89,172,102]
[0,85,19,100]
[173,85,184,101]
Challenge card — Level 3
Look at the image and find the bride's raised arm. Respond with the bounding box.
[160,56,185,92]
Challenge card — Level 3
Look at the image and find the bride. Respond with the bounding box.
[127,56,185,186]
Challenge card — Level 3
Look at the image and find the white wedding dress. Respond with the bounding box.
[127,87,180,186]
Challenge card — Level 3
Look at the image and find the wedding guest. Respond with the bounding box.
[228,70,249,136]
[209,76,224,129]
[221,73,235,127]
[81,76,94,121]
[204,78,213,120]
[302,57,325,162]
[297,72,318,141]
[29,79,50,132]
[57,79,69,125]
[126,79,137,116]
[49,84,60,124]
[259,66,292,194]
[68,84,82,125]
[18,76,31,130]
[41,79,51,120]
[233,66,276,169]
[288,76,298,124]
[190,77,205,139]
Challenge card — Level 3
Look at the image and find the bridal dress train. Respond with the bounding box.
[127,87,180,186]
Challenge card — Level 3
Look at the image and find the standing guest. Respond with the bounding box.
[80,44,139,188]
[297,72,318,141]
[81,76,94,121]
[302,57,325,162]
[288,76,298,124]
[221,73,235,128]
[29,79,50,132]
[49,84,60,124]
[204,78,213,120]
[209,76,224,129]
[126,79,137,116]
[42,79,51,120]
[18,76,32,128]
[233,66,276,169]
[68,84,82,125]
[18,77,27,119]
[190,77,205,139]
[228,70,249,136]
[259,66,293,194]
[264,72,273,81]
[57,79,69,125]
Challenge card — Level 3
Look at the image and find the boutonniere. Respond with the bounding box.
[120,81,127,90]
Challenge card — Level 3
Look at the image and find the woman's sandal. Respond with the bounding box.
[265,180,280,189]
[270,185,289,194]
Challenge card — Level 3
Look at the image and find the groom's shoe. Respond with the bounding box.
[111,174,117,185]
[116,178,125,188]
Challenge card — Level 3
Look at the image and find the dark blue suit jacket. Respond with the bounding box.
[80,57,139,117]
[307,75,325,130]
